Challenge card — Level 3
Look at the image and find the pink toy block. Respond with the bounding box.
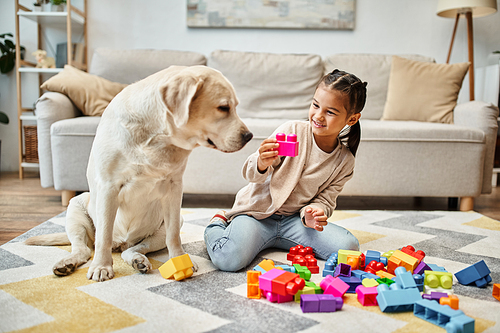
[320,275,350,297]
[276,133,299,157]
[259,268,285,292]
[356,285,378,306]
[262,290,294,303]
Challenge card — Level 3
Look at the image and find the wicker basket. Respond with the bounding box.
[24,125,39,163]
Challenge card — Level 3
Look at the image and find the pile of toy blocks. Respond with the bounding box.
[246,244,497,333]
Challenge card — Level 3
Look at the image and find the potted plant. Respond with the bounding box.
[0,33,25,74]
[50,0,66,12]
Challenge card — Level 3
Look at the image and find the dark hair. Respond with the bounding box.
[318,69,367,157]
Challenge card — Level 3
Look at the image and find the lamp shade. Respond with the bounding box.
[437,0,498,18]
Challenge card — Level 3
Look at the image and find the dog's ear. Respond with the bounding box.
[160,73,203,128]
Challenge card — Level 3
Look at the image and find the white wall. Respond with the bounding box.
[1,0,499,172]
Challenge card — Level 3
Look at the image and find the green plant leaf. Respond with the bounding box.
[0,112,9,124]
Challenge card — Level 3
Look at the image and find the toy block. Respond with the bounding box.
[365,250,388,266]
[300,294,343,313]
[346,255,360,270]
[423,291,448,301]
[272,271,305,296]
[376,270,395,279]
[365,260,386,274]
[334,263,352,277]
[362,278,379,287]
[400,245,425,263]
[493,284,500,301]
[427,263,447,272]
[413,274,424,292]
[259,268,285,292]
[414,299,474,332]
[158,253,194,281]
[325,253,338,269]
[387,250,419,274]
[377,277,395,286]
[262,290,294,303]
[302,254,319,274]
[424,270,453,289]
[287,245,304,261]
[276,264,295,273]
[276,133,299,157]
[247,271,261,299]
[440,294,459,310]
[253,259,280,274]
[339,276,362,293]
[293,264,311,281]
[356,285,378,306]
[423,285,454,295]
[394,267,417,289]
[338,249,362,265]
[305,281,323,294]
[294,286,316,303]
[454,260,492,288]
[376,283,422,313]
[414,261,431,275]
[320,275,350,297]
[381,250,395,259]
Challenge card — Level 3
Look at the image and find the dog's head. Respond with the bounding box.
[160,66,253,153]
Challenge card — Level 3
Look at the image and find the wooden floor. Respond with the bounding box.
[1,171,499,245]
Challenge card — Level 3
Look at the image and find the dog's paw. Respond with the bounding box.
[53,259,77,276]
[131,254,152,274]
[192,260,199,273]
[87,263,115,282]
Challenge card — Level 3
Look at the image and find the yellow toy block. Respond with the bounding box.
[362,278,379,287]
[158,253,194,281]
[387,250,419,274]
[424,270,453,289]
[338,249,362,265]
[247,271,261,299]
[294,286,316,303]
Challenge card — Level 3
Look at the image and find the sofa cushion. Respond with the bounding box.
[381,56,469,124]
[50,116,101,137]
[90,48,207,84]
[40,65,127,116]
[323,54,435,120]
[208,50,323,119]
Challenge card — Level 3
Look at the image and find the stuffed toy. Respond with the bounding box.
[32,49,56,68]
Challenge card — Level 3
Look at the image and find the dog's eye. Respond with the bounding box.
[218,106,230,112]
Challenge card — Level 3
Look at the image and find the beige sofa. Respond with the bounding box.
[36,48,499,210]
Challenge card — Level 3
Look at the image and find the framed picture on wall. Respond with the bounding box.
[187,0,356,30]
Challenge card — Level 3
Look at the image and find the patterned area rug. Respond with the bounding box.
[0,209,499,333]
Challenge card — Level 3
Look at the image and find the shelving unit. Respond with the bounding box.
[14,0,87,179]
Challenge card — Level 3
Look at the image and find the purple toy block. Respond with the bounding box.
[414,261,432,275]
[300,294,343,313]
[339,276,362,293]
[276,133,299,157]
[454,260,492,288]
[422,291,448,301]
[334,263,352,277]
[259,268,285,292]
[320,275,350,297]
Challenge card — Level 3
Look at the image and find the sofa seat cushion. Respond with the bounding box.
[209,50,323,119]
[361,120,484,143]
[51,116,101,137]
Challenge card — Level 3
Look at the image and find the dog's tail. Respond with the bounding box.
[24,233,70,246]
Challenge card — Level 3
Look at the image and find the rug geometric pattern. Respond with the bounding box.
[0,209,499,332]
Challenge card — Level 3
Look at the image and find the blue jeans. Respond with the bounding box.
[204,213,360,272]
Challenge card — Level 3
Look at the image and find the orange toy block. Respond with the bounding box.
[347,255,360,270]
[387,250,419,274]
[376,270,396,279]
[440,294,459,310]
[493,284,500,301]
[338,249,362,265]
[247,271,261,299]
[158,253,194,281]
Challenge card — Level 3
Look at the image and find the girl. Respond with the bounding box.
[204,69,367,272]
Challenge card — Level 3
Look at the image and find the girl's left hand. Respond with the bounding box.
[303,206,328,231]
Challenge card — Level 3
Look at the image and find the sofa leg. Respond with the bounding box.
[61,190,76,207]
[459,197,474,211]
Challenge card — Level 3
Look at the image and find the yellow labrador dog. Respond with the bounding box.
[26,66,253,282]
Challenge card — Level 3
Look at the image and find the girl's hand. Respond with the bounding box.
[303,206,328,231]
[257,138,279,173]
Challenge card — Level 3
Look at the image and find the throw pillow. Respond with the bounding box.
[381,56,470,124]
[40,65,128,116]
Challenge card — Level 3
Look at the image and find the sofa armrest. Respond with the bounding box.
[36,92,81,188]
[454,101,499,194]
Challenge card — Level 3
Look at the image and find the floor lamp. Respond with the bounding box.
[437,0,497,101]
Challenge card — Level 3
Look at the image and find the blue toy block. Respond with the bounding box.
[454,260,492,288]
[394,267,417,289]
[365,250,388,266]
[339,276,362,293]
[376,283,422,313]
[277,264,295,273]
[414,299,474,333]
[413,274,424,292]
[427,263,448,272]
[351,269,366,279]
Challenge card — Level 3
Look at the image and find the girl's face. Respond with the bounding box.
[308,84,360,152]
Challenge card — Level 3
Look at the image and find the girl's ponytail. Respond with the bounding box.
[339,121,361,157]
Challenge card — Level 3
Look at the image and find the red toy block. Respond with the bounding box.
[259,268,286,292]
[293,254,319,274]
[365,260,386,275]
[276,133,299,157]
[287,245,304,261]
[493,284,500,301]
[320,275,350,297]
[262,290,294,303]
[272,271,305,296]
[292,255,306,266]
[247,271,261,299]
[440,294,459,310]
[355,285,378,306]
[401,245,426,263]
